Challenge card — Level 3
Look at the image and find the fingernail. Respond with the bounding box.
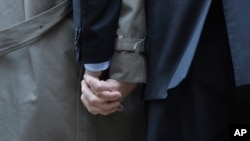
[117,108,123,112]
[117,105,124,112]
[120,105,124,110]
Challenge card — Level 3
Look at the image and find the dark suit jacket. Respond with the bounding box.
[73,0,250,100]
[73,0,121,63]
[145,0,250,100]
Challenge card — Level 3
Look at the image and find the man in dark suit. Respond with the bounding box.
[72,0,146,141]
[78,0,250,141]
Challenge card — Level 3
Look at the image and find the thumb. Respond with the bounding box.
[84,69,102,79]
[85,75,113,92]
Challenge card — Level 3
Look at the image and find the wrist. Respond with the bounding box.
[85,69,102,78]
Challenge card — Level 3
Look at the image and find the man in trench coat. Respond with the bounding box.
[80,0,250,141]
[0,0,145,141]
[0,0,82,141]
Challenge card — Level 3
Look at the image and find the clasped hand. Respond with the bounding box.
[81,70,137,115]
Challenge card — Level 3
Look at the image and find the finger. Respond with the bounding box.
[117,104,124,112]
[81,89,121,111]
[80,93,102,115]
[81,94,120,115]
[85,74,112,92]
[81,80,120,112]
[82,79,121,102]
[81,80,106,106]
[84,76,121,99]
[99,104,125,115]
[95,91,121,100]
[97,100,121,111]
[84,70,102,78]
[98,107,118,116]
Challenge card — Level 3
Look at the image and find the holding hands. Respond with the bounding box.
[81,70,137,115]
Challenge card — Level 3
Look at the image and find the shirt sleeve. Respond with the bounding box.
[84,60,110,72]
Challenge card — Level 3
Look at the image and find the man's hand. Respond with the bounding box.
[106,79,137,102]
[81,70,122,115]
[84,74,137,105]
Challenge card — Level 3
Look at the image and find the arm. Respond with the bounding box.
[73,0,122,64]
[110,0,147,83]
[73,0,124,115]
[78,0,147,115]
[85,0,147,107]
[82,0,147,79]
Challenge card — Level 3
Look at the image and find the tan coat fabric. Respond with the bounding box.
[0,0,145,141]
[0,1,80,141]
[110,0,147,83]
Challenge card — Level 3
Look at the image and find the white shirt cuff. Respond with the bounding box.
[84,60,110,72]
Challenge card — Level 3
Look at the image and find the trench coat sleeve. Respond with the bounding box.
[78,0,122,63]
[109,0,147,83]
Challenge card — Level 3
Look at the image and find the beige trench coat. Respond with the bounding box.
[0,0,145,141]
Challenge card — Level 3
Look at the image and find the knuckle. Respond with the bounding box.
[94,83,102,91]
[80,95,87,104]
[101,106,110,111]
[81,80,84,85]
[80,86,84,93]
[106,104,116,110]
[89,97,98,105]
[80,95,84,101]
[87,108,95,114]
[85,106,95,114]
[88,108,94,113]
[101,109,116,116]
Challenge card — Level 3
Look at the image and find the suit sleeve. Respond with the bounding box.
[109,0,147,83]
[77,0,122,64]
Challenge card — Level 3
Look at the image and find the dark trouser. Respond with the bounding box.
[145,1,246,141]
